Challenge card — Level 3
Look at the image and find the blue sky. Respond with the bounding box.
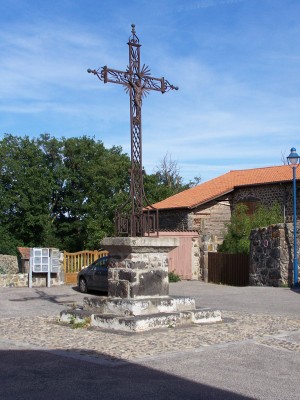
[1,0,300,183]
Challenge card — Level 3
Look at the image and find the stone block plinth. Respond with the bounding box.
[83,296,196,316]
[60,299,222,332]
[59,236,222,332]
[101,236,179,299]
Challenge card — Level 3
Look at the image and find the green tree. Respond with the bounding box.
[0,135,200,254]
[219,202,283,254]
[50,137,130,251]
[0,134,60,252]
[0,134,130,254]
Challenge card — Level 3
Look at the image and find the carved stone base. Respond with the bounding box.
[101,237,179,298]
[60,295,222,332]
[59,236,222,332]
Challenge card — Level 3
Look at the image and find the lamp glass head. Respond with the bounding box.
[287,147,300,166]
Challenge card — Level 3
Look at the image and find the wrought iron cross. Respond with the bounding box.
[88,24,178,237]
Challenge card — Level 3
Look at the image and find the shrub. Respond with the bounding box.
[168,271,181,282]
[219,202,283,254]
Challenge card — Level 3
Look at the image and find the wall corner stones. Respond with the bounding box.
[250,223,298,287]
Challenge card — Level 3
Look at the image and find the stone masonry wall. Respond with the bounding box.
[250,223,299,287]
[191,198,232,240]
[233,183,296,221]
[158,209,190,231]
[0,251,65,287]
[0,255,19,274]
[193,199,232,281]
[0,273,64,288]
[191,236,200,280]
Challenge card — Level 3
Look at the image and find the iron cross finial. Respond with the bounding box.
[129,23,139,44]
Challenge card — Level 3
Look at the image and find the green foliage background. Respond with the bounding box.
[0,134,191,254]
[218,203,283,254]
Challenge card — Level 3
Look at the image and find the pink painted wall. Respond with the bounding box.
[159,231,198,280]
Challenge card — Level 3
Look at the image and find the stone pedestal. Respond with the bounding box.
[60,236,222,332]
[101,236,179,298]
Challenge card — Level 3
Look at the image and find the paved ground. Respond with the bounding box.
[0,282,300,399]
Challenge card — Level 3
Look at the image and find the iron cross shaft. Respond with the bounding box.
[88,24,178,237]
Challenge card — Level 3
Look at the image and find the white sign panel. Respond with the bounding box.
[31,248,50,273]
[29,248,60,288]
[50,249,60,273]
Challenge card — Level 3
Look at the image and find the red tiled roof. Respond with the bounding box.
[17,247,31,259]
[153,165,300,210]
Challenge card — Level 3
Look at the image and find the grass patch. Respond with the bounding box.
[69,315,91,329]
[168,271,181,282]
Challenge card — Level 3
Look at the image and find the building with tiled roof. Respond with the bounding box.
[152,165,299,281]
[153,165,299,211]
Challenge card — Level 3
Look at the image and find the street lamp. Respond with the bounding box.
[287,147,300,287]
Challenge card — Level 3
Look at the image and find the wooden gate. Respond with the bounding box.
[63,250,109,285]
[208,252,249,286]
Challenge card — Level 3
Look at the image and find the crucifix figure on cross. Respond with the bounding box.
[88,24,178,237]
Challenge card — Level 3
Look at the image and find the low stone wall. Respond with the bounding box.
[0,273,65,288]
[0,250,65,287]
[191,236,200,280]
[250,223,299,287]
[0,255,19,274]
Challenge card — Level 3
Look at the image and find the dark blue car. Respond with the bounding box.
[77,256,109,293]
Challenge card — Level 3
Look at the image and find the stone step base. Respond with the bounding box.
[60,308,222,332]
[83,296,196,316]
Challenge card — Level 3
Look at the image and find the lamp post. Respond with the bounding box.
[287,147,300,287]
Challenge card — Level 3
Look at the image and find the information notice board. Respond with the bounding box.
[29,248,60,288]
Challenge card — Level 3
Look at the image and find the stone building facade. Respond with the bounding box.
[232,182,295,222]
[157,178,298,282]
[158,196,232,281]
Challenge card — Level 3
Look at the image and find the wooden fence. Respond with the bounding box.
[208,252,249,286]
[63,250,109,285]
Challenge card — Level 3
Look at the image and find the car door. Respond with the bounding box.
[91,258,108,291]
[83,265,97,289]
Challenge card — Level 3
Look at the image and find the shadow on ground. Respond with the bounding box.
[0,348,254,400]
[8,287,107,306]
[291,287,300,295]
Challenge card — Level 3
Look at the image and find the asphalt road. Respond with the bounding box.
[1,281,299,318]
[1,282,300,400]
[170,280,300,317]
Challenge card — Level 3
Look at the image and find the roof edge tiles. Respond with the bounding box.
[153,165,300,211]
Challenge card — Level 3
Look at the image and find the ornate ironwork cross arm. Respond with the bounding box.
[163,79,179,92]
[139,76,178,93]
[88,67,131,86]
[87,67,178,93]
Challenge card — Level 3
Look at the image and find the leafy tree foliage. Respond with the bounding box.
[0,135,195,254]
[53,137,130,251]
[0,134,59,253]
[0,134,130,253]
[218,202,283,254]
